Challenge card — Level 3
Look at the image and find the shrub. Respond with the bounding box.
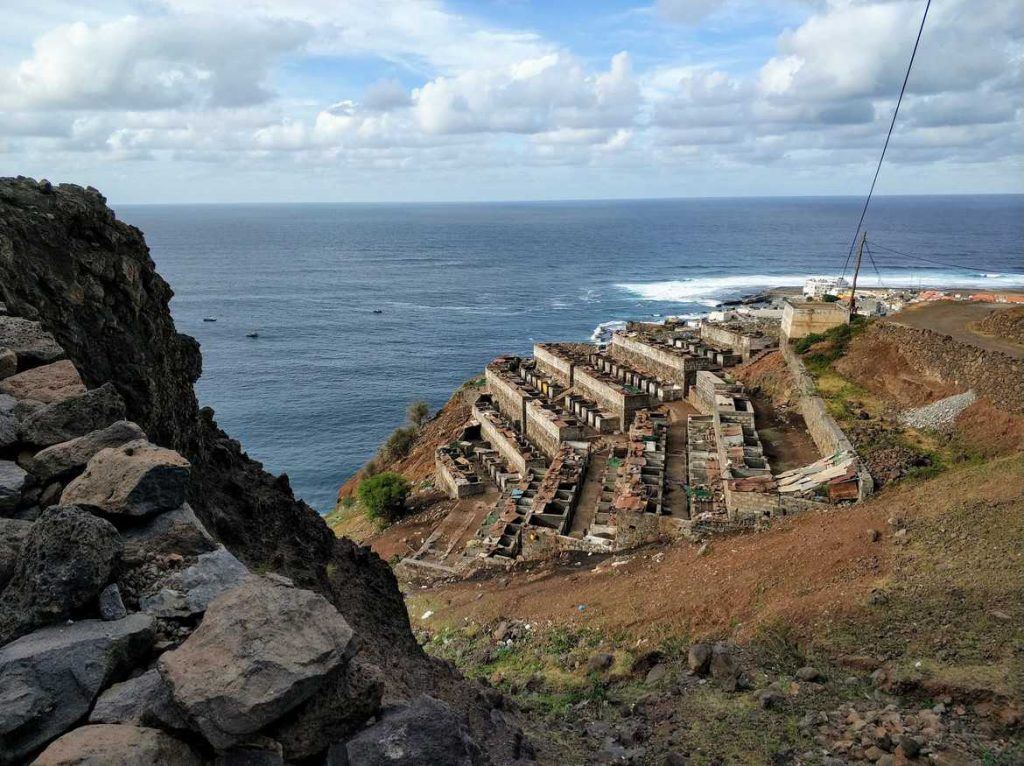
[358,472,411,523]
[407,400,431,428]
[383,425,417,460]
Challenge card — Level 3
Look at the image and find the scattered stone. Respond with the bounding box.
[32,724,200,766]
[269,658,383,760]
[18,383,126,447]
[664,752,689,766]
[0,315,65,369]
[26,420,147,484]
[645,664,669,685]
[867,528,881,543]
[0,359,85,404]
[338,695,485,766]
[159,579,353,749]
[868,589,889,606]
[897,736,922,758]
[796,666,822,682]
[710,642,741,690]
[587,652,615,673]
[893,528,909,545]
[141,546,252,618]
[99,583,128,621]
[493,620,510,641]
[687,643,712,675]
[0,504,122,645]
[264,572,293,588]
[0,460,28,514]
[899,390,978,432]
[38,481,63,508]
[757,688,785,709]
[61,439,190,517]
[122,501,217,558]
[89,668,192,730]
[0,615,154,763]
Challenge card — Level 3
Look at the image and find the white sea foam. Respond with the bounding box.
[617,271,1024,304]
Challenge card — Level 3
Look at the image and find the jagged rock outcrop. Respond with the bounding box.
[0,177,527,764]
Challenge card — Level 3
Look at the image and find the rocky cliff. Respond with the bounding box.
[0,177,529,764]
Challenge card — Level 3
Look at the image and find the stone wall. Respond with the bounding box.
[484,367,529,432]
[700,324,776,361]
[780,344,874,499]
[572,365,649,429]
[869,321,1024,415]
[534,344,575,386]
[524,400,584,460]
[781,301,850,340]
[610,334,687,383]
[473,404,531,476]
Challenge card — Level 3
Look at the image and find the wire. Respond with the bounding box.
[863,241,884,284]
[840,0,933,279]
[869,241,982,273]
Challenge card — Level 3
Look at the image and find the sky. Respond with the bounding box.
[1,0,1021,203]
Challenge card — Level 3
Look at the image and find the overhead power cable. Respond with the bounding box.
[840,0,933,279]
[869,241,982,273]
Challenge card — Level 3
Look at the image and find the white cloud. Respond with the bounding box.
[1,15,309,111]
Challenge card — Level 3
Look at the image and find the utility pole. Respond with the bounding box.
[849,230,866,317]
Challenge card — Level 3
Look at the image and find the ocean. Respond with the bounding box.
[117,195,1024,512]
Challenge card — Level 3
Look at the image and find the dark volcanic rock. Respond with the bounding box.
[338,695,486,766]
[0,314,64,370]
[269,658,383,761]
[0,614,154,764]
[122,501,217,557]
[90,668,192,730]
[61,439,190,517]
[0,395,16,448]
[159,579,353,749]
[18,382,126,447]
[0,504,122,645]
[141,545,251,618]
[0,176,523,764]
[33,723,201,766]
[0,518,31,589]
[26,419,147,484]
[0,460,27,515]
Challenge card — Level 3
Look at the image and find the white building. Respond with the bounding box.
[803,277,849,299]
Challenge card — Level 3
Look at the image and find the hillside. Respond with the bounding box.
[334,310,1024,764]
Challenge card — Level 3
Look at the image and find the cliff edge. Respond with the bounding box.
[0,177,529,764]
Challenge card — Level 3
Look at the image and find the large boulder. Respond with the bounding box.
[122,502,217,558]
[61,439,189,517]
[159,580,353,749]
[18,383,126,447]
[269,658,383,761]
[0,615,154,764]
[0,360,85,404]
[336,695,485,766]
[141,546,251,619]
[26,420,146,485]
[0,461,27,515]
[0,518,31,589]
[0,505,122,645]
[32,724,201,766]
[0,315,64,370]
[0,395,16,449]
[89,668,191,731]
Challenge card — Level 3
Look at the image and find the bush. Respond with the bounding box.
[407,400,431,428]
[383,425,417,460]
[358,472,411,523]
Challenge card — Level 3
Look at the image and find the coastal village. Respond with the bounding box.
[389,278,1018,580]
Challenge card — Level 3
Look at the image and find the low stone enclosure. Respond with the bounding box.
[409,319,873,576]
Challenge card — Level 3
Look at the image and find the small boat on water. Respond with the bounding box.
[203,317,217,322]
[372,309,383,314]
[246,330,259,338]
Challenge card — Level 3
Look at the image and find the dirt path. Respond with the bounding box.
[569,445,608,537]
[663,400,696,519]
[889,302,1024,359]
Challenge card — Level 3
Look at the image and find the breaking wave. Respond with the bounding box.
[617,271,1024,304]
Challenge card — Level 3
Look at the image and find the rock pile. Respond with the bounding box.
[0,311,486,764]
[898,390,978,432]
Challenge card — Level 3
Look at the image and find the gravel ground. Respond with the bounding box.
[899,390,978,431]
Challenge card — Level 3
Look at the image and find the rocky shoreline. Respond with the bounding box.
[0,177,532,764]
